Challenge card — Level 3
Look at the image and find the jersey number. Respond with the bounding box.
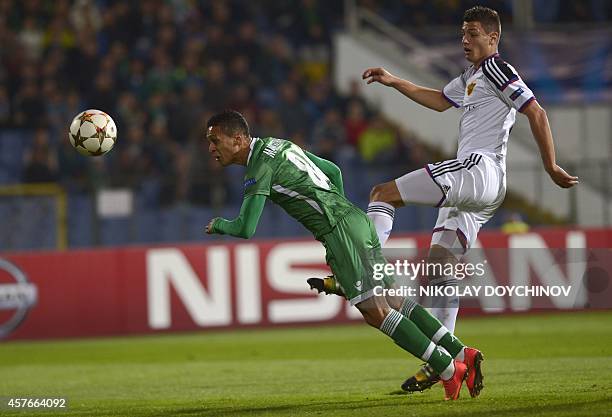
[286,148,330,190]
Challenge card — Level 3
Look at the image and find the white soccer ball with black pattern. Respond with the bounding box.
[68,109,117,156]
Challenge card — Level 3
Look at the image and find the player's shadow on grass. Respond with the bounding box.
[165,396,612,417]
[168,396,431,416]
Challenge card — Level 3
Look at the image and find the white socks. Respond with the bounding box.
[429,276,459,333]
[439,361,456,381]
[455,347,465,362]
[367,201,395,247]
[430,305,459,334]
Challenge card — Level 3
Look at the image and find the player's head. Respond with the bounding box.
[206,110,252,166]
[461,6,501,65]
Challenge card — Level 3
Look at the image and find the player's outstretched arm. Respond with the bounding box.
[522,101,579,188]
[362,67,452,112]
[206,194,267,239]
[304,151,345,196]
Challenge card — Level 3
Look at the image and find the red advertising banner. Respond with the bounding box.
[0,228,610,341]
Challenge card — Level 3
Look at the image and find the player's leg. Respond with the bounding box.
[388,285,484,397]
[426,229,465,333]
[322,209,468,400]
[399,214,493,395]
[398,294,484,397]
[366,181,401,247]
[397,156,501,395]
[388,211,463,392]
[398,216,478,393]
[423,154,505,331]
[367,168,444,246]
[355,294,467,400]
[388,249,464,395]
[324,164,453,294]
[385,288,442,393]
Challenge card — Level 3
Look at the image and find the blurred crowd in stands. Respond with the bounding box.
[359,0,612,26]
[1,0,608,209]
[0,0,435,208]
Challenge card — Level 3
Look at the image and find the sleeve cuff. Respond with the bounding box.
[518,97,536,113]
[442,91,460,108]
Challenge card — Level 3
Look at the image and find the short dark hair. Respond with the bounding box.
[463,6,501,35]
[207,110,250,137]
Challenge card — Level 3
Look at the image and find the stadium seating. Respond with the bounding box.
[3,1,606,250]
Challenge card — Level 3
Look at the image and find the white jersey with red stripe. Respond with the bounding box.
[442,53,535,170]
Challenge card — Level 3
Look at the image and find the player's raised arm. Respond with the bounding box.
[206,194,266,239]
[304,151,345,196]
[521,101,579,189]
[362,67,452,112]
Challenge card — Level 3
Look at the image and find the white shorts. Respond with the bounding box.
[406,153,505,255]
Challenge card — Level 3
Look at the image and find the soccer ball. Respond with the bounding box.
[68,109,117,156]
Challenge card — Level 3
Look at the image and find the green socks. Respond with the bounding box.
[400,298,465,360]
[379,309,455,379]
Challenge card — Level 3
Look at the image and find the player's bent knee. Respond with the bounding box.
[369,183,385,202]
[356,303,390,328]
[386,295,403,311]
[360,310,385,328]
[383,285,404,310]
[369,182,403,207]
[429,243,455,258]
[430,237,464,262]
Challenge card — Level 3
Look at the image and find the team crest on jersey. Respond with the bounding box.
[244,178,257,188]
[467,82,476,96]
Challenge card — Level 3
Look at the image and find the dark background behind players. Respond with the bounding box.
[0,0,610,249]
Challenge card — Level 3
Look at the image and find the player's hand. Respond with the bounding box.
[362,67,397,87]
[547,164,579,188]
[205,218,218,234]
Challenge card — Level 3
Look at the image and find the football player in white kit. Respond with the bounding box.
[358,6,579,392]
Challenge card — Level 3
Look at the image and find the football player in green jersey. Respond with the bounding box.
[204,110,483,401]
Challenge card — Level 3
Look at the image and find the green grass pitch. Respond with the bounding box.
[1,311,611,416]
